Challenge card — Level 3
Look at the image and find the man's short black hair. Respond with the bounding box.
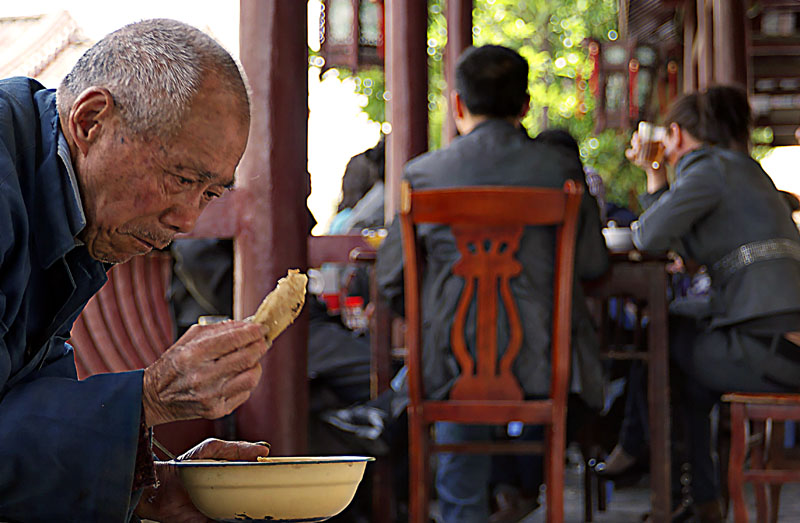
[455,45,529,118]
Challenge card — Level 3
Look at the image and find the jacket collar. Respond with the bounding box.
[675,145,712,174]
[32,89,88,268]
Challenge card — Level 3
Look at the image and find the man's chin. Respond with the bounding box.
[87,246,144,265]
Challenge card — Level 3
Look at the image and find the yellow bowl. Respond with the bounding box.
[173,456,374,522]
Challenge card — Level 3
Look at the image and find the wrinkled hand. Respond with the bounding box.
[143,321,270,427]
[626,131,668,193]
[135,438,270,522]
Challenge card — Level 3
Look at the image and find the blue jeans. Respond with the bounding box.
[435,423,492,523]
[434,422,544,523]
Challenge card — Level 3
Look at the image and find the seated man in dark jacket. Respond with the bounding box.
[375,44,609,523]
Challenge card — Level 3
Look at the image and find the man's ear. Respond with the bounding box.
[451,90,466,121]
[519,96,531,119]
[68,87,115,156]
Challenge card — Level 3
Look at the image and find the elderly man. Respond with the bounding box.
[376,45,608,523]
[0,19,274,521]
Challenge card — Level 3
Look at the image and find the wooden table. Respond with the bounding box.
[584,252,672,523]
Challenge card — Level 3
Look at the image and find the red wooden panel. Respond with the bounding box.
[72,252,174,378]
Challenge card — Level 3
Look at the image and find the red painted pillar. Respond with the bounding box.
[712,0,747,86]
[384,0,429,221]
[442,0,473,145]
[683,0,697,93]
[697,0,713,90]
[235,0,309,455]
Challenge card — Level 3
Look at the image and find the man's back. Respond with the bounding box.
[377,119,607,408]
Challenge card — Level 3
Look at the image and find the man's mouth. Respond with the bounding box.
[131,232,173,251]
[132,236,155,252]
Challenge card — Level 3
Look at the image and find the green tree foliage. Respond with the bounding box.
[327,0,650,210]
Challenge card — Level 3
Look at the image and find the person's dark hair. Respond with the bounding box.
[663,85,751,151]
[535,129,580,157]
[663,91,703,141]
[455,45,529,118]
[701,85,751,150]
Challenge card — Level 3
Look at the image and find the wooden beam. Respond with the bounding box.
[442,0,473,145]
[236,0,309,455]
[384,0,429,222]
[697,0,713,89]
[713,0,746,85]
[683,0,697,92]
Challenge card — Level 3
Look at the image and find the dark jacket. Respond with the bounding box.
[0,77,143,521]
[634,146,800,329]
[376,119,609,409]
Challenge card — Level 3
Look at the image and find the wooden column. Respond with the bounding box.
[384,0,429,221]
[442,0,473,145]
[683,0,697,92]
[236,0,309,454]
[697,0,713,90]
[712,0,747,85]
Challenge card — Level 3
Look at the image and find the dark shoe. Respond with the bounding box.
[320,405,390,455]
[692,499,724,523]
[489,485,540,523]
[641,498,723,523]
[596,444,636,475]
[594,445,648,487]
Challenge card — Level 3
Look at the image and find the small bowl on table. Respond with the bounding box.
[173,455,374,522]
[602,226,634,252]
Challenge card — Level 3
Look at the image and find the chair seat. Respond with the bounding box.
[722,392,800,406]
[421,400,554,424]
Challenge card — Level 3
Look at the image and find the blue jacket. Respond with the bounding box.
[0,77,143,521]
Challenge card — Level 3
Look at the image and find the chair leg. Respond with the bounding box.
[546,421,565,523]
[752,421,769,523]
[597,467,607,513]
[408,410,429,523]
[583,456,593,522]
[768,484,782,523]
[767,421,785,523]
[728,404,748,523]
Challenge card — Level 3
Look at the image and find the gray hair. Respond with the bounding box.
[57,18,249,139]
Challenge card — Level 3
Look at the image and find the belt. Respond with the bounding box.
[711,238,800,281]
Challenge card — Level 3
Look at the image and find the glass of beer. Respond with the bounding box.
[637,121,666,170]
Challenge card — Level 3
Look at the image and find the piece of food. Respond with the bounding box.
[249,269,308,342]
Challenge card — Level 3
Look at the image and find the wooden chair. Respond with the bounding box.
[400,180,583,523]
[724,392,800,523]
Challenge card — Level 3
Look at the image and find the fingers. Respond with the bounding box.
[182,321,267,360]
[143,324,272,426]
[179,438,271,462]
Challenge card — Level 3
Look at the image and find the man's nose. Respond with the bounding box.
[161,197,203,233]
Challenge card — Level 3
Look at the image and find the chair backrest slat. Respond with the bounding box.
[400,180,582,404]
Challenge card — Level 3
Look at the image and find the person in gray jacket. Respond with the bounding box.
[628,86,800,522]
[375,44,609,523]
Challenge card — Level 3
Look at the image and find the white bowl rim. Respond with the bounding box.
[170,456,375,467]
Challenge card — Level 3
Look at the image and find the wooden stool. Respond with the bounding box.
[723,392,800,523]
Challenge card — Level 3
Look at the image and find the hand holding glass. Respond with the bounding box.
[636,122,666,170]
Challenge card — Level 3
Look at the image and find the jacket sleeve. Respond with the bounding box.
[376,216,406,316]
[575,189,609,280]
[633,156,724,253]
[0,170,143,522]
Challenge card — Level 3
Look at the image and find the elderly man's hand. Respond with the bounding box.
[135,438,270,522]
[142,321,270,427]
